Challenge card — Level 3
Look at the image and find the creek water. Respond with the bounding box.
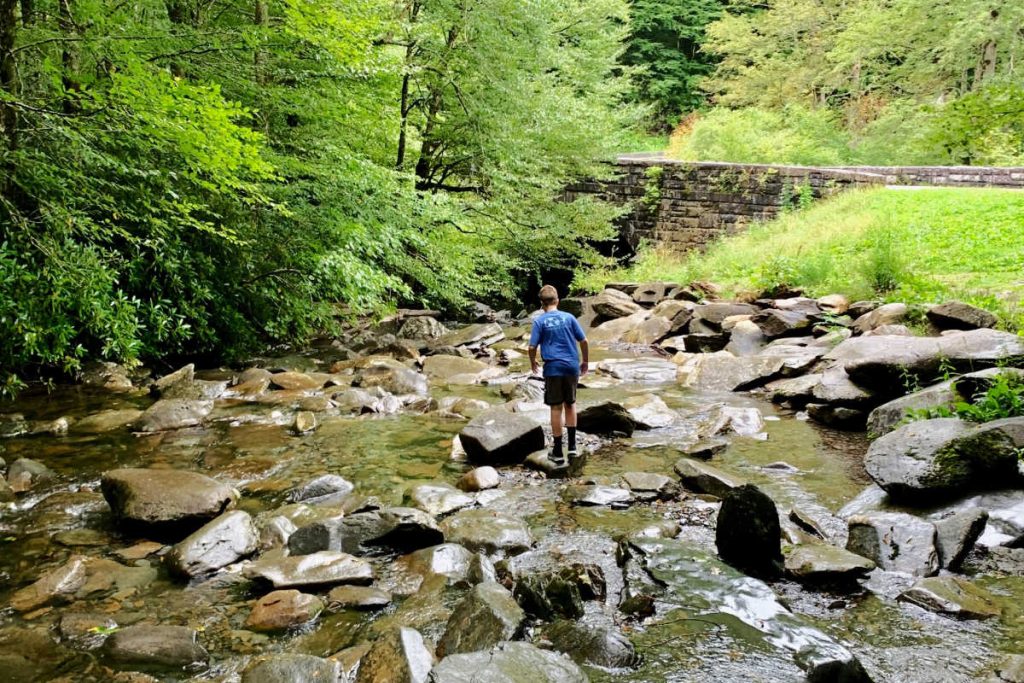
[0,345,1021,682]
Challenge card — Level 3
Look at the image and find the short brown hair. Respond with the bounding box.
[538,284,558,305]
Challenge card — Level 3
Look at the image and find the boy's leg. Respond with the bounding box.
[545,376,566,465]
[549,405,565,464]
[565,400,577,456]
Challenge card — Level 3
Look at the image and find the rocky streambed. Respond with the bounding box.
[1,289,1024,682]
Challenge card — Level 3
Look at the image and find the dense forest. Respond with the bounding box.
[1,0,1021,392]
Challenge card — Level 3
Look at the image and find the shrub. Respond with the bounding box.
[907,372,1024,424]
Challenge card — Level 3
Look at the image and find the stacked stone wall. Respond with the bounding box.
[568,159,1024,253]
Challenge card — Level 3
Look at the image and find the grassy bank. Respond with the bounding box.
[576,187,1024,330]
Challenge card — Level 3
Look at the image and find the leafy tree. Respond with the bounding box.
[0,0,635,393]
[621,0,724,127]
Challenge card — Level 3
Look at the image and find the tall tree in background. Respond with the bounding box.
[621,0,723,127]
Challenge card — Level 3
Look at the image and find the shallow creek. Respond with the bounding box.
[0,345,1021,682]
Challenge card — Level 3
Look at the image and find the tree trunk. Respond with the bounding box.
[19,0,31,25]
[59,0,80,112]
[396,0,421,170]
[0,0,18,156]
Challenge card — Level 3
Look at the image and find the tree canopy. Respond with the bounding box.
[0,0,636,392]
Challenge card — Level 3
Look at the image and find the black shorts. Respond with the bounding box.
[544,375,578,406]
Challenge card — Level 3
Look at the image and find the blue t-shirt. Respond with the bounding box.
[529,310,586,377]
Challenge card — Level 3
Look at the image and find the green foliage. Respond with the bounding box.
[621,0,724,127]
[669,106,852,165]
[860,230,906,294]
[668,0,1024,165]
[642,166,664,208]
[907,372,1024,424]
[575,187,1024,331]
[0,0,635,392]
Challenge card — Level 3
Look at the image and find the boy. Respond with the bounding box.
[528,284,589,466]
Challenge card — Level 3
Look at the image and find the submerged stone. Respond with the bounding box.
[428,641,587,683]
[437,582,525,656]
[897,576,1000,620]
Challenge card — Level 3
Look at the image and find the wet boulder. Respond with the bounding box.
[784,544,875,586]
[545,620,639,669]
[10,556,88,612]
[103,624,208,669]
[592,288,644,319]
[354,365,429,396]
[927,301,998,331]
[897,576,1000,619]
[288,474,354,506]
[437,582,525,656]
[511,568,588,621]
[400,543,475,587]
[596,358,678,383]
[632,281,679,306]
[398,316,449,341]
[691,303,759,332]
[805,404,868,430]
[344,508,444,554]
[866,380,959,437]
[846,512,938,576]
[674,458,745,498]
[245,590,324,631]
[724,319,768,356]
[828,329,1024,395]
[566,484,633,508]
[622,393,676,429]
[242,654,340,683]
[433,323,505,349]
[6,458,56,493]
[327,585,392,610]
[134,399,213,432]
[80,361,135,392]
[675,352,785,393]
[621,471,677,500]
[406,483,474,517]
[852,302,908,333]
[935,508,989,571]
[356,627,435,683]
[440,509,533,555]
[459,408,544,465]
[71,409,145,435]
[422,355,491,384]
[165,510,258,578]
[244,551,374,588]
[457,466,500,492]
[576,401,636,436]
[866,417,1024,501]
[628,537,872,683]
[428,641,587,683]
[588,311,651,344]
[621,315,673,345]
[716,484,783,579]
[101,468,236,532]
[268,371,324,391]
[752,309,815,339]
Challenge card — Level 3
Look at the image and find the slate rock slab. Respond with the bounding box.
[101,468,236,532]
[459,408,544,465]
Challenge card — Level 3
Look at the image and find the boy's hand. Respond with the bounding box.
[580,361,589,376]
[531,362,540,376]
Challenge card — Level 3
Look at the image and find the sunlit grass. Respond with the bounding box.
[575,187,1024,330]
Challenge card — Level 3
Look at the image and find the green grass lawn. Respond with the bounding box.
[576,187,1024,330]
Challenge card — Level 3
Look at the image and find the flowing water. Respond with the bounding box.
[0,345,1021,681]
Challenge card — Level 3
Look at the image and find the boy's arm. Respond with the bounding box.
[579,339,589,376]
[528,345,540,376]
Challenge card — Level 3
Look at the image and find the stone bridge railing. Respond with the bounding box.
[567,156,1024,253]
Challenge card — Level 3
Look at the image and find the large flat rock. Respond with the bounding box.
[459,408,544,465]
[101,468,236,532]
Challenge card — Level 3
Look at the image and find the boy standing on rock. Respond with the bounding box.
[529,285,589,466]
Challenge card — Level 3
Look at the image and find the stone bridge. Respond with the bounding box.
[566,155,1024,254]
